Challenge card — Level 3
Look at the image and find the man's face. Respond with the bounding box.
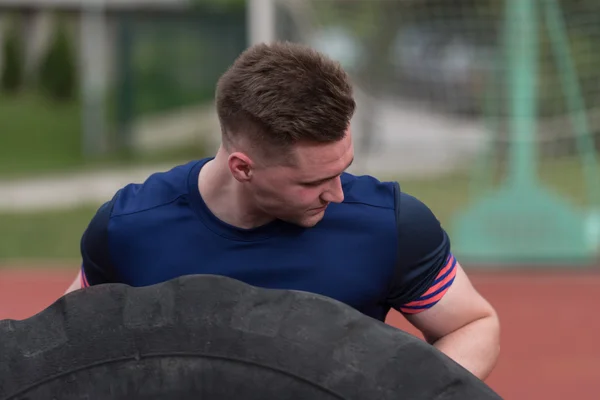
[248,130,354,228]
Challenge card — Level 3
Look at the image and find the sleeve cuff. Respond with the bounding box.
[399,253,457,314]
[80,266,91,288]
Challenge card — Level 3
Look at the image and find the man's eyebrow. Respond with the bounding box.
[302,157,354,184]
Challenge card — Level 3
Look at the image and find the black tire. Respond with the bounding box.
[0,275,502,400]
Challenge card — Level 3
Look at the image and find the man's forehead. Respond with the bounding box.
[292,135,354,178]
[298,129,352,158]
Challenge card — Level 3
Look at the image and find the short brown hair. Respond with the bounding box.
[215,41,356,152]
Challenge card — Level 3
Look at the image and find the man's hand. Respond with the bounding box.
[404,263,500,380]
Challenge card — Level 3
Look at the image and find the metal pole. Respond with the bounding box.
[80,0,107,157]
[247,0,276,47]
[506,0,539,186]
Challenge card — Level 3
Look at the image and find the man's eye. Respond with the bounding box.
[302,180,326,187]
[303,181,321,187]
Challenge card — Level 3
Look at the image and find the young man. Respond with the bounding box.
[66,42,500,380]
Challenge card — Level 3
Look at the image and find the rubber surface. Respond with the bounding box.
[0,275,502,399]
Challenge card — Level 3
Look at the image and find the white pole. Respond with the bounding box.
[80,0,107,156]
[247,0,276,46]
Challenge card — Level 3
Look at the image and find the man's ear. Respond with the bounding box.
[228,152,254,183]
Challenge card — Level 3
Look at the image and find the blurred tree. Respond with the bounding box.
[191,0,245,12]
[1,19,24,94]
[38,16,77,101]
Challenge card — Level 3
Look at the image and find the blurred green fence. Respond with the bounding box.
[271,0,600,266]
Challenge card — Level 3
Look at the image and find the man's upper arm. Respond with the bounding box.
[386,189,456,312]
[80,198,117,287]
[387,188,495,341]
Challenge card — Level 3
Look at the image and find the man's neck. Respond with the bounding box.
[198,151,274,229]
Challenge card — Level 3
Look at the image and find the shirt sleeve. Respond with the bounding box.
[386,186,458,314]
[80,198,117,287]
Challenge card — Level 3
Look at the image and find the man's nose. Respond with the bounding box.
[321,176,344,204]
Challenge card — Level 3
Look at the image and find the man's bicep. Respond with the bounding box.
[387,189,495,342]
[80,199,117,286]
[404,262,496,343]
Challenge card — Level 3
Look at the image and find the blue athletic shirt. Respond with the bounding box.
[80,158,457,321]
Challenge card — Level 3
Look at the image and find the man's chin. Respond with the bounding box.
[297,212,326,228]
[280,213,325,228]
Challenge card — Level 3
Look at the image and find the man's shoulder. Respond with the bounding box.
[109,159,207,218]
[338,172,441,231]
[340,172,398,210]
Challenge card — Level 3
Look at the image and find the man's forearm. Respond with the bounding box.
[431,314,500,381]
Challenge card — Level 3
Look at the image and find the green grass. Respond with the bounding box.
[0,205,99,262]
[393,156,600,225]
[0,92,83,176]
[0,92,211,180]
[1,156,597,262]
